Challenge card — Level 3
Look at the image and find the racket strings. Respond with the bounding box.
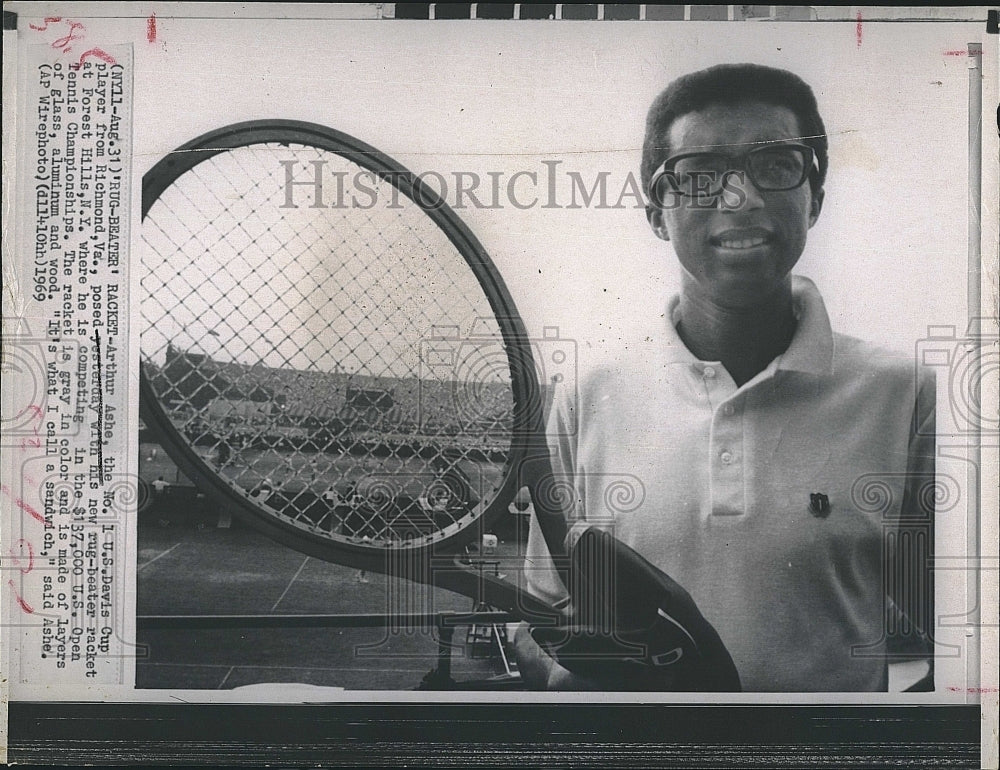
[142,142,516,548]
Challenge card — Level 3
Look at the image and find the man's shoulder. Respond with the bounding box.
[578,349,669,395]
[547,351,665,420]
[830,332,935,395]
[832,332,914,376]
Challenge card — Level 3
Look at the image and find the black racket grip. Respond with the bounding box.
[533,527,742,692]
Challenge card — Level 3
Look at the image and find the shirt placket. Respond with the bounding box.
[697,363,745,518]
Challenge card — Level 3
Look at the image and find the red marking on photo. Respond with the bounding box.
[18,406,44,451]
[28,16,63,31]
[8,580,35,614]
[147,13,157,43]
[9,539,35,575]
[943,50,968,56]
[0,484,48,527]
[855,11,863,48]
[20,435,42,451]
[52,20,85,51]
[71,48,117,70]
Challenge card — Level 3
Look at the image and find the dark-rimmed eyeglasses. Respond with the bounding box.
[649,144,818,204]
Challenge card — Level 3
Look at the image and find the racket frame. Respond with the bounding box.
[139,120,564,616]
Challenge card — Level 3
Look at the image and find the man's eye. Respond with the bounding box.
[677,156,727,176]
[678,170,704,185]
[757,151,803,173]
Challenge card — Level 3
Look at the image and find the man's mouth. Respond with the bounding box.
[711,228,771,250]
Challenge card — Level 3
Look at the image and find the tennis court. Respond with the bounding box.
[136,445,527,691]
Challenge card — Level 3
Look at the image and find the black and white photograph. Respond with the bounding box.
[1,3,996,766]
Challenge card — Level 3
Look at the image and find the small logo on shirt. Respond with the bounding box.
[809,492,831,517]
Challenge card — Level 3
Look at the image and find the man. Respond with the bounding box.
[514,63,935,692]
[151,476,169,496]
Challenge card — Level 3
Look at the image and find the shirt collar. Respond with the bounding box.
[661,275,834,376]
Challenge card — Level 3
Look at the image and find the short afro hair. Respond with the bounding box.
[641,63,828,198]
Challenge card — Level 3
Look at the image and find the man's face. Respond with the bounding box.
[648,101,824,309]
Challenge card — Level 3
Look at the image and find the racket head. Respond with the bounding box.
[139,120,546,567]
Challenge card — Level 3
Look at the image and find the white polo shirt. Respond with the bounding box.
[525,276,935,692]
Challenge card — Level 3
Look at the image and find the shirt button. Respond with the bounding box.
[724,404,735,416]
[720,451,733,465]
[703,366,716,379]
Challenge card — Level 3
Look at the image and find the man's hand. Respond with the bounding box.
[514,528,741,692]
[513,621,682,690]
[511,622,604,691]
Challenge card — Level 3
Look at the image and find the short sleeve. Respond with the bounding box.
[522,382,578,607]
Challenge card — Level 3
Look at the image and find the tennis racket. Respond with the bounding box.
[139,120,568,621]
[139,121,741,690]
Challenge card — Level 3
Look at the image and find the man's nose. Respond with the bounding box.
[720,170,765,211]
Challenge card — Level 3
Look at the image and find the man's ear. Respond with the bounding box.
[808,188,825,228]
[646,205,671,242]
